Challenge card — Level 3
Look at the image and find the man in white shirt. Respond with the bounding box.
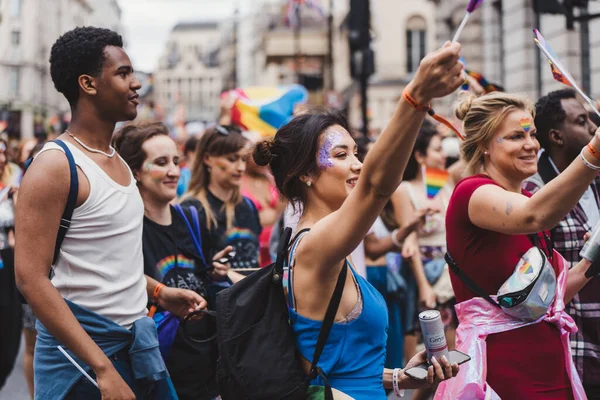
[15,27,204,399]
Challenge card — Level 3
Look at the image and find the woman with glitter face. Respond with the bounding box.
[252,43,464,398]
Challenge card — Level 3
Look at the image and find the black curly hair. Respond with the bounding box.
[534,89,577,150]
[50,26,123,106]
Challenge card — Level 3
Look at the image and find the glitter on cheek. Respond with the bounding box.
[496,137,505,143]
[318,131,344,169]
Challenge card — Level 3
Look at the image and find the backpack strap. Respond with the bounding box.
[286,228,311,309]
[49,140,78,265]
[285,228,348,399]
[445,252,500,308]
[308,260,347,399]
[173,204,208,267]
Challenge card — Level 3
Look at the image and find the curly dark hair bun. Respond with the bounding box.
[253,139,275,166]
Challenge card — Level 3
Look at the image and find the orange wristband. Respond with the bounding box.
[402,89,430,112]
[148,283,165,318]
[402,88,465,141]
[587,143,600,159]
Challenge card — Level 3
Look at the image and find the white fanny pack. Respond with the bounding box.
[446,243,556,322]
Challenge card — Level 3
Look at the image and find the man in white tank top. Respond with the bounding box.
[14,27,206,399]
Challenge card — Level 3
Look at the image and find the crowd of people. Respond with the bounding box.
[1,23,600,400]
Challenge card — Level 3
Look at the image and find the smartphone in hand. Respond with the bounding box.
[404,350,470,381]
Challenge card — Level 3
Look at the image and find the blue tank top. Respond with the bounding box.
[287,233,388,399]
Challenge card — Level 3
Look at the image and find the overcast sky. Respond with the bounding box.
[118,0,240,72]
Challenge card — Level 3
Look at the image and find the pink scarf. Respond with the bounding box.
[435,250,586,400]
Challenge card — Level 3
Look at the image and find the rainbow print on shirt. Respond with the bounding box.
[225,228,256,243]
[425,167,450,199]
[157,254,195,279]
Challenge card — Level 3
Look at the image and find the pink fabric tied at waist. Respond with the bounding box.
[435,250,586,400]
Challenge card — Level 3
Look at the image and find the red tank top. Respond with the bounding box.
[446,175,573,399]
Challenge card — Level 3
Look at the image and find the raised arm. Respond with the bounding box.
[14,150,134,399]
[299,43,464,272]
[469,139,600,235]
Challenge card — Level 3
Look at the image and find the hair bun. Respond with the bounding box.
[454,92,477,121]
[253,139,275,166]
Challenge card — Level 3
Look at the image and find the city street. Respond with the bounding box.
[0,336,415,399]
[0,338,28,400]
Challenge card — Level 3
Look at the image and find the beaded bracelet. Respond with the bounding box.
[581,148,600,171]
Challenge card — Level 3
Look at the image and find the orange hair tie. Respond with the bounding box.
[402,89,465,141]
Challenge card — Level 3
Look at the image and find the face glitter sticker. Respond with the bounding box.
[317,131,344,170]
[520,118,532,133]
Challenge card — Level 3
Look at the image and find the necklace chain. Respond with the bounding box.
[66,130,116,158]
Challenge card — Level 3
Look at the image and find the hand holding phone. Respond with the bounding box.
[404,349,470,381]
[217,251,236,264]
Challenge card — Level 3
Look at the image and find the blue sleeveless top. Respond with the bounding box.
[287,233,388,399]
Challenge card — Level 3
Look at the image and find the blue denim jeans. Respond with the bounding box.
[66,348,155,399]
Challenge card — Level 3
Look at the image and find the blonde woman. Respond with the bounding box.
[438,92,599,399]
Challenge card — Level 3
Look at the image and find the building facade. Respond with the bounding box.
[154,22,222,124]
[0,0,123,139]
[342,0,437,131]
[431,0,600,113]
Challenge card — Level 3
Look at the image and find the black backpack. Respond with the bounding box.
[215,227,347,400]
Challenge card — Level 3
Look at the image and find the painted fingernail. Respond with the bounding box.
[431,356,437,363]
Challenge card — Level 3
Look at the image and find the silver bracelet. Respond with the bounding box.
[390,229,403,248]
[580,148,600,171]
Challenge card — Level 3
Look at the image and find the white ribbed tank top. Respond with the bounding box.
[37,141,147,328]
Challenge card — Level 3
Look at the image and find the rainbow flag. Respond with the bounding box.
[225,85,308,137]
[519,262,533,274]
[425,167,450,199]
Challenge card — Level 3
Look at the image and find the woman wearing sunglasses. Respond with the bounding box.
[181,125,262,274]
[114,122,241,400]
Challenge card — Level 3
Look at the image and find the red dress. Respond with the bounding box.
[446,175,573,399]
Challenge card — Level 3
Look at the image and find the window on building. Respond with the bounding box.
[11,30,20,46]
[11,0,21,17]
[406,16,427,74]
[9,67,20,95]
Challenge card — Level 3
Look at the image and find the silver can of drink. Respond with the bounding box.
[580,224,600,262]
[419,310,449,363]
